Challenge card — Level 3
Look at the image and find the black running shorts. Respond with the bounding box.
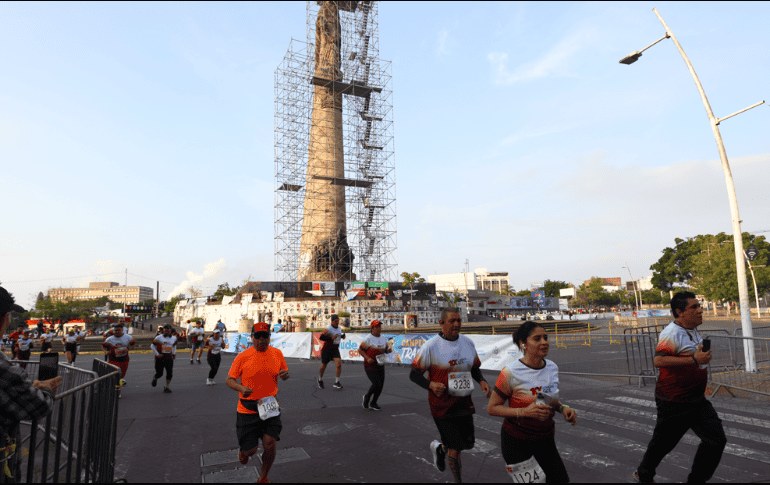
[433,414,475,452]
[65,343,77,353]
[236,412,282,451]
[321,347,341,364]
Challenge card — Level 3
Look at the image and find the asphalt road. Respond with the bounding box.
[62,326,770,483]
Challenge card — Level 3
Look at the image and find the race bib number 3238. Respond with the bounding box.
[448,371,473,397]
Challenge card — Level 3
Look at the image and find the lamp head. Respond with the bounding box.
[619,51,642,65]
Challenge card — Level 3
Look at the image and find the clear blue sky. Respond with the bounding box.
[2,1,769,307]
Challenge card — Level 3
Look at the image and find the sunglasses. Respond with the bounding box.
[252,331,270,339]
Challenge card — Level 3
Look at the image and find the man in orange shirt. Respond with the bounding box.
[226,322,290,484]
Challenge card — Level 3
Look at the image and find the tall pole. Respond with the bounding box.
[653,8,755,371]
[624,263,640,310]
[124,268,128,321]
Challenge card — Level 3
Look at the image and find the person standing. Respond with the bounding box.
[186,320,192,347]
[358,320,393,411]
[317,314,345,389]
[189,320,205,364]
[152,324,177,393]
[488,321,577,483]
[205,328,224,386]
[634,291,726,483]
[8,326,24,360]
[62,328,80,366]
[103,323,135,399]
[14,330,34,370]
[226,322,290,484]
[72,326,86,365]
[409,308,491,483]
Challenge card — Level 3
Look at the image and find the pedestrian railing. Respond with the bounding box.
[2,359,120,483]
[701,334,770,398]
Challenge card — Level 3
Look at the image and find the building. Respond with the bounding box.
[427,268,510,294]
[625,276,654,292]
[584,277,622,287]
[48,282,154,304]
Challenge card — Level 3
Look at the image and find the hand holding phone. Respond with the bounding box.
[701,339,711,352]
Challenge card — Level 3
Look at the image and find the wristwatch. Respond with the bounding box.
[692,355,699,366]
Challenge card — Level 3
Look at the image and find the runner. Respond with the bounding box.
[215,319,227,334]
[317,314,345,389]
[103,322,136,398]
[226,322,290,484]
[409,307,491,483]
[205,328,224,385]
[72,325,87,364]
[152,324,177,393]
[8,325,24,360]
[358,320,393,411]
[62,328,80,365]
[189,320,205,364]
[102,324,117,361]
[487,321,577,483]
[39,326,55,353]
[15,330,34,369]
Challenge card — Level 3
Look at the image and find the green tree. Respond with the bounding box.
[543,280,570,298]
[572,277,606,309]
[212,282,239,301]
[401,272,426,309]
[515,289,531,297]
[164,295,184,313]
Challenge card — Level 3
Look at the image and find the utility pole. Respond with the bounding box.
[624,263,640,310]
[156,281,160,318]
[124,268,128,322]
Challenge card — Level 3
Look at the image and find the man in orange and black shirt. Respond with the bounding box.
[226,322,289,484]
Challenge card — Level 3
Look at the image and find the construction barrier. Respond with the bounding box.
[2,359,120,484]
[702,334,770,398]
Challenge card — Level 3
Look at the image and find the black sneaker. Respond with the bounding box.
[370,403,382,411]
[632,471,655,483]
[151,377,157,387]
[197,359,201,364]
[317,378,324,389]
[430,440,446,472]
[163,387,172,394]
[333,381,343,389]
[362,395,369,410]
[190,360,194,365]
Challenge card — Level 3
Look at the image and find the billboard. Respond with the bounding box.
[313,281,336,296]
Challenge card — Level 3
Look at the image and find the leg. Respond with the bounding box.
[154,358,164,379]
[532,436,569,483]
[370,367,385,405]
[637,401,693,482]
[687,400,727,483]
[259,434,277,481]
[334,357,342,378]
[447,449,462,483]
[364,368,377,404]
[209,354,221,379]
[165,359,174,387]
[319,362,327,379]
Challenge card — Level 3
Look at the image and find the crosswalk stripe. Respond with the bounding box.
[572,399,770,447]
[558,418,758,482]
[572,406,770,465]
[607,396,770,429]
[620,388,770,418]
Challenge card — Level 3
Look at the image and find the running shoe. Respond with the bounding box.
[430,440,446,472]
[362,395,369,410]
[317,378,324,389]
[151,377,157,387]
[632,471,655,483]
[333,381,343,389]
[190,360,194,365]
[163,387,172,393]
[197,359,201,364]
[238,450,249,465]
[370,403,382,411]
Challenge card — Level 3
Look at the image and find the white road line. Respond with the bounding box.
[557,443,673,483]
[572,406,770,465]
[573,399,770,446]
[606,396,770,430]
[620,388,770,418]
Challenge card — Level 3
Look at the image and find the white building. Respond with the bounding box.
[427,268,510,294]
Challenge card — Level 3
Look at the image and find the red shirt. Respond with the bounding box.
[228,346,287,415]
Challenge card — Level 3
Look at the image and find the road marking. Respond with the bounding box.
[620,389,770,418]
[297,422,361,435]
[607,396,770,429]
[572,406,770,465]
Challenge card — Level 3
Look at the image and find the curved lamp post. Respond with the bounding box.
[620,8,765,371]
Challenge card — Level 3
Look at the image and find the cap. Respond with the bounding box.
[370,320,382,328]
[330,314,339,321]
[212,328,221,333]
[252,322,270,333]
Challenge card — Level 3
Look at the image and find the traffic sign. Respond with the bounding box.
[747,244,758,261]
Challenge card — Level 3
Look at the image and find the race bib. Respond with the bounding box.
[506,457,546,483]
[161,344,173,353]
[333,335,341,345]
[448,371,474,397]
[375,353,388,365]
[19,343,30,351]
[211,347,221,355]
[258,396,280,420]
[115,347,128,357]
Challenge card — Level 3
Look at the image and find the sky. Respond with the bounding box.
[2,1,769,308]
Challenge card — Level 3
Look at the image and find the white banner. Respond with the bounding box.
[222,295,235,305]
[467,335,523,371]
[337,333,367,361]
[242,294,253,305]
[269,333,312,359]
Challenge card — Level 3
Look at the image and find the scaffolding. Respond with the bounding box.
[275,1,396,283]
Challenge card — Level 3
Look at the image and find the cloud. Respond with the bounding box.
[437,29,449,56]
[488,27,597,84]
[168,258,227,298]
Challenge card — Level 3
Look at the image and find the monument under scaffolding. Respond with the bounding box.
[275,1,396,283]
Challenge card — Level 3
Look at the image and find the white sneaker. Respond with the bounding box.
[206,378,213,386]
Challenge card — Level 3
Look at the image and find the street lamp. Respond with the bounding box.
[623,263,641,310]
[620,8,765,372]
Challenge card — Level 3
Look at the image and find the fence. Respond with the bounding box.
[2,359,120,483]
[701,334,770,398]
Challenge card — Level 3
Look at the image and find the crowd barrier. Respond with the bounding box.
[701,334,770,398]
[2,359,121,483]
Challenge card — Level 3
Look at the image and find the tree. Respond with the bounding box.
[572,277,606,309]
[186,286,203,298]
[164,295,184,314]
[543,280,570,298]
[515,289,531,297]
[212,282,239,301]
[401,272,426,309]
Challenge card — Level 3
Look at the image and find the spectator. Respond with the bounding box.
[0,286,63,481]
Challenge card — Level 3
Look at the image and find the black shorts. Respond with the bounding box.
[191,340,204,350]
[433,414,475,452]
[65,343,77,353]
[321,347,341,364]
[41,342,53,352]
[236,412,282,451]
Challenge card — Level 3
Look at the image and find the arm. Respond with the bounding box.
[0,360,58,422]
[654,344,711,368]
[319,331,331,341]
[151,339,160,357]
[357,341,374,363]
[487,390,553,420]
[409,367,431,390]
[226,376,252,397]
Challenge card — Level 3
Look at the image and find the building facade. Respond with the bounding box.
[48,282,154,304]
[427,268,510,294]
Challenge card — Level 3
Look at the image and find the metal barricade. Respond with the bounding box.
[704,334,770,398]
[3,359,120,483]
